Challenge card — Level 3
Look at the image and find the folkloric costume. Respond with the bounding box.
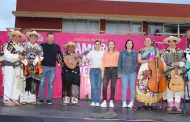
[20,31,43,104]
[62,42,81,105]
[183,46,190,100]
[160,36,185,111]
[136,46,162,105]
[0,44,5,86]
[3,31,26,106]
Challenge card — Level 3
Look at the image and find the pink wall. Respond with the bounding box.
[0,31,187,100]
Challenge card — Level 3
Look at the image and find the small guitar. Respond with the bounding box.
[64,48,91,69]
[169,54,184,92]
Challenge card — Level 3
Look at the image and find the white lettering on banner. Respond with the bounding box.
[75,43,107,53]
[80,66,90,76]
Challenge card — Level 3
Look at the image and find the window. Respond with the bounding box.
[179,23,190,35]
[164,24,178,34]
[105,20,142,34]
[148,23,163,35]
[63,19,99,33]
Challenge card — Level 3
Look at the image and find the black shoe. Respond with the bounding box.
[143,105,148,110]
[147,105,153,110]
[47,100,52,105]
[37,100,44,104]
[185,100,190,103]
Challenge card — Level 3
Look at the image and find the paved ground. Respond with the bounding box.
[0,98,190,122]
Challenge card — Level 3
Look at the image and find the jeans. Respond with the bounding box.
[90,68,102,103]
[40,66,56,101]
[102,67,117,100]
[121,72,136,102]
[72,84,79,98]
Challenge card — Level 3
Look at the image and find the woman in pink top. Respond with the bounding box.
[100,40,119,108]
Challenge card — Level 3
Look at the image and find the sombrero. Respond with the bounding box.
[26,31,41,38]
[63,41,77,48]
[7,30,26,39]
[163,36,181,44]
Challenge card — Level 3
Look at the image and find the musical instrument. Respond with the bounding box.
[148,57,167,93]
[168,52,184,92]
[0,45,4,66]
[169,65,184,92]
[33,50,43,75]
[34,58,43,75]
[64,49,91,69]
[57,53,64,66]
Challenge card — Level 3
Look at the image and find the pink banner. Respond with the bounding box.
[0,31,187,100]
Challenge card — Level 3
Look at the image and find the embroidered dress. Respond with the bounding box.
[136,47,162,105]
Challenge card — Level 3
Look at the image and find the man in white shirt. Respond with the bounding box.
[3,31,26,106]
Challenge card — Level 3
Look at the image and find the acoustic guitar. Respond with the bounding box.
[169,54,184,92]
[64,49,91,69]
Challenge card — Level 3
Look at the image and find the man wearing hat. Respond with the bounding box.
[39,32,62,104]
[62,42,82,105]
[160,36,185,112]
[20,31,43,104]
[3,30,26,106]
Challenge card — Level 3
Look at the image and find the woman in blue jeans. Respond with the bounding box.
[117,39,138,108]
[85,40,104,106]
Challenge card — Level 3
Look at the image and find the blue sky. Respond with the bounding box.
[0,0,190,31]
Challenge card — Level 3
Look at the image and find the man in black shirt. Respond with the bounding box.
[39,32,62,104]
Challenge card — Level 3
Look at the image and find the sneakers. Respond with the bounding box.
[100,100,107,107]
[47,100,52,105]
[63,96,70,105]
[90,102,95,106]
[122,102,127,108]
[128,101,134,108]
[71,97,78,104]
[109,100,114,108]
[90,102,99,106]
[95,102,100,106]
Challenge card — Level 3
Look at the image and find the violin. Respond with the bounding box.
[33,49,43,75]
[34,58,43,75]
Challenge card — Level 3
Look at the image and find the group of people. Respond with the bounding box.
[0,30,190,113]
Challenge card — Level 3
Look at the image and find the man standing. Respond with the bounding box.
[21,31,43,104]
[160,36,185,112]
[62,42,82,105]
[39,32,62,104]
[3,30,25,106]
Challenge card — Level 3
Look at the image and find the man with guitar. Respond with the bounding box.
[160,36,185,112]
[62,42,82,105]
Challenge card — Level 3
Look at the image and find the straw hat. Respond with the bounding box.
[26,31,41,38]
[7,30,26,39]
[63,41,77,48]
[163,36,181,44]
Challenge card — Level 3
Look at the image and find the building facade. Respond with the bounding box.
[14,0,190,36]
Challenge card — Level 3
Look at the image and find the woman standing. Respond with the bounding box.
[117,40,138,108]
[85,40,104,106]
[136,37,161,109]
[100,40,119,108]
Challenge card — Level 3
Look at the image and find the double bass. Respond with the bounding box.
[148,57,167,93]
[148,42,167,93]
